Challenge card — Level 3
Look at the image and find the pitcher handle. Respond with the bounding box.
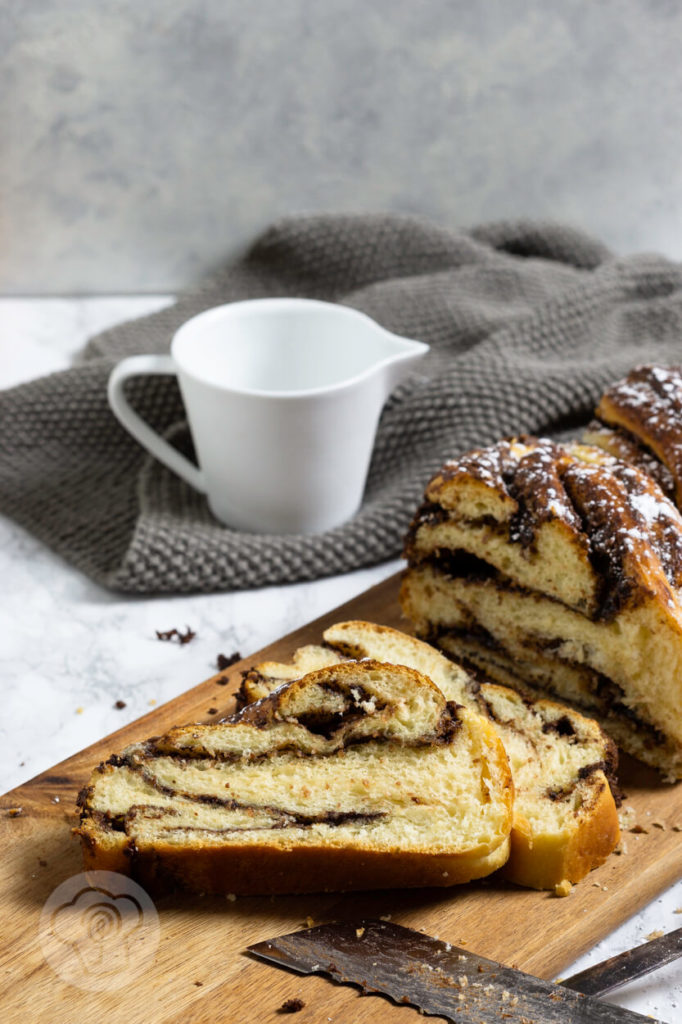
[107,354,206,493]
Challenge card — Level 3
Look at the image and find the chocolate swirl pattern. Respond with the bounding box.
[77,661,513,896]
[401,437,682,781]
[587,365,682,508]
[240,620,620,891]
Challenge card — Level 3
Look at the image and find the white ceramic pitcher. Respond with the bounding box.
[107,298,429,534]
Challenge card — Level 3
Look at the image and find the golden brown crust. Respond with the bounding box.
[583,420,676,501]
[595,365,682,508]
[502,780,619,890]
[77,662,514,895]
[407,437,682,622]
[242,620,621,890]
[106,833,512,898]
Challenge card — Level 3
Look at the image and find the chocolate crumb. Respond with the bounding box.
[193,980,203,987]
[207,707,218,715]
[156,626,196,645]
[279,998,305,1014]
[38,859,47,867]
[217,651,241,671]
[114,700,127,709]
[7,807,23,818]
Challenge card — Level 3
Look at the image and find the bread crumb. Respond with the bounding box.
[380,914,392,921]
[303,916,315,928]
[7,807,23,818]
[226,893,236,902]
[674,908,682,914]
[156,625,196,644]
[355,927,365,939]
[148,698,157,707]
[618,805,636,830]
[645,930,665,941]
[217,651,240,671]
[75,706,84,714]
[554,879,572,897]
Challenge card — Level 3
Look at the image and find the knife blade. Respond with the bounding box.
[248,919,659,1023]
[561,925,682,996]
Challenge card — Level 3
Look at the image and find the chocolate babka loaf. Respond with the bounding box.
[241,620,620,891]
[77,661,513,895]
[401,436,682,781]
[584,364,682,505]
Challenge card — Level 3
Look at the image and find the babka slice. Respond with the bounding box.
[402,436,682,780]
[77,661,513,895]
[241,621,620,891]
[584,364,682,505]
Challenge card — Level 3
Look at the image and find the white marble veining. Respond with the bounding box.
[1,298,682,1019]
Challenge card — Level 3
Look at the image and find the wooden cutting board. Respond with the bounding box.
[2,572,682,1024]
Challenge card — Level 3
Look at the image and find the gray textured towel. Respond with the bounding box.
[2,213,682,593]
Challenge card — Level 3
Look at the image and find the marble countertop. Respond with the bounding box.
[1,297,681,1019]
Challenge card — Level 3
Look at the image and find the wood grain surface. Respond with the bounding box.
[2,572,681,1024]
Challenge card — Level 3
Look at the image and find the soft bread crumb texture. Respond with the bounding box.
[402,436,682,779]
[243,620,620,890]
[78,660,513,895]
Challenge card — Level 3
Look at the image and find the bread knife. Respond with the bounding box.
[248,918,679,1022]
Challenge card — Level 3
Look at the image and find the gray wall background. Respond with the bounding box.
[3,0,682,295]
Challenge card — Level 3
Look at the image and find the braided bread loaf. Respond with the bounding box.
[241,620,620,891]
[585,364,682,505]
[401,436,682,780]
[77,660,513,895]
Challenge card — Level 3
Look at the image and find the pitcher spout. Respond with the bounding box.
[379,331,430,392]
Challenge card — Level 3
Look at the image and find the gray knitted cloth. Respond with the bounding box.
[2,213,682,593]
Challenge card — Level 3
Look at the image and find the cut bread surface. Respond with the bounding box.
[78,661,513,895]
[402,435,682,779]
[241,620,620,891]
